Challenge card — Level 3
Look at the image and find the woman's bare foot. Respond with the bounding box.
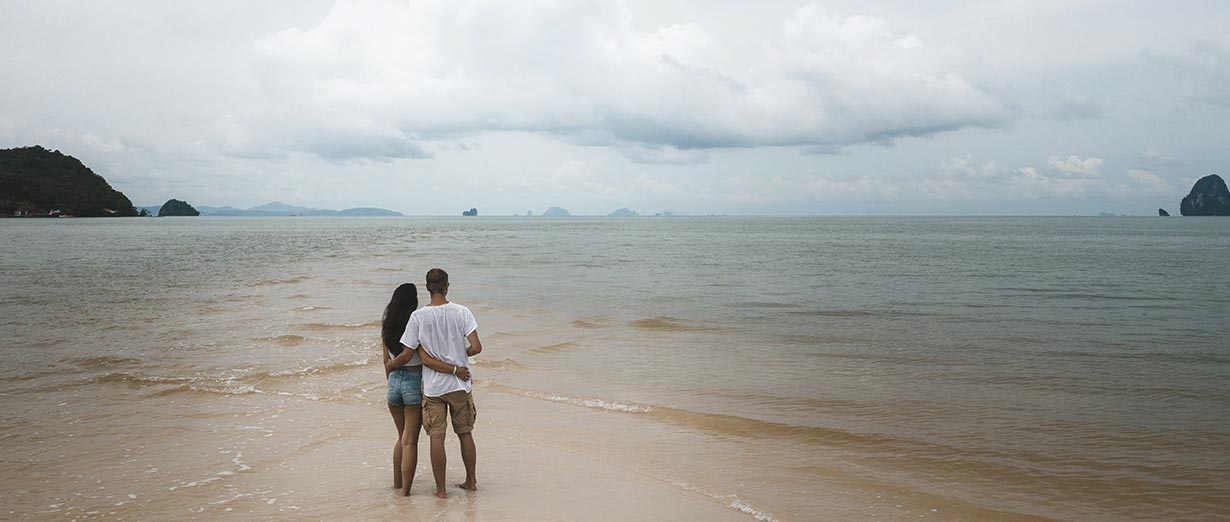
[434,489,448,499]
[455,481,477,491]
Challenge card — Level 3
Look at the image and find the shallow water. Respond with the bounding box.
[2,216,1228,520]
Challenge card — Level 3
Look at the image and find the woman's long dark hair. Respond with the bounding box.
[381,283,418,356]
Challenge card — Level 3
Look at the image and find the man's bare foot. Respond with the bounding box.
[434,489,448,499]
[400,487,411,497]
[455,481,477,491]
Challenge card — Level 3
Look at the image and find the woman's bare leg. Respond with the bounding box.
[388,404,406,490]
[399,405,422,496]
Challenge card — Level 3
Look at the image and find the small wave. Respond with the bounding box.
[998,287,1171,301]
[786,309,885,318]
[93,372,191,387]
[169,452,251,492]
[528,342,578,354]
[743,302,796,309]
[28,338,66,348]
[262,358,372,378]
[571,317,611,329]
[299,320,381,331]
[471,358,523,369]
[87,359,371,397]
[92,372,259,397]
[629,316,722,332]
[492,384,652,413]
[61,355,143,367]
[149,382,258,397]
[540,394,652,413]
[256,334,307,346]
[288,293,313,299]
[670,481,777,522]
[497,383,880,447]
[253,275,314,286]
[293,305,333,312]
[729,499,776,522]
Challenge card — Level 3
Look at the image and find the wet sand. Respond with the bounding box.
[4,372,766,521]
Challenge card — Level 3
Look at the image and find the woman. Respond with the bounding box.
[381,283,423,496]
[381,283,470,495]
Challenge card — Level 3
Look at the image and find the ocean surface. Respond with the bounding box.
[2,216,1228,521]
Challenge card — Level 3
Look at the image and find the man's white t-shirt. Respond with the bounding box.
[399,302,478,397]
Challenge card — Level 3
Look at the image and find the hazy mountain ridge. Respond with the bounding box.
[139,201,403,217]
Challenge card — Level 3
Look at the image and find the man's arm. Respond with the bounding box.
[418,346,470,381]
[466,330,482,357]
[385,345,414,372]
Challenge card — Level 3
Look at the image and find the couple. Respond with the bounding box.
[380,268,482,498]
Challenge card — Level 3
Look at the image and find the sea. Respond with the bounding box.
[1,216,1227,521]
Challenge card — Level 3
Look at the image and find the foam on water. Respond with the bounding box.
[299,320,382,331]
[496,385,653,413]
[671,480,777,522]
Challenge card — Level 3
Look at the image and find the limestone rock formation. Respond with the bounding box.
[1180,175,1230,216]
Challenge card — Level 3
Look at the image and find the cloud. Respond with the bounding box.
[1013,166,1105,199]
[939,155,1005,181]
[917,155,1178,201]
[1047,155,1104,178]
[619,144,710,165]
[1112,168,1173,196]
[1140,149,1176,164]
[3,1,1224,214]
[930,156,1101,199]
[1144,34,1230,107]
[235,0,1011,161]
[1044,91,1107,120]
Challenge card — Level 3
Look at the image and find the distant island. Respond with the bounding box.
[607,208,639,217]
[1180,174,1230,216]
[139,201,403,217]
[0,145,137,217]
[158,199,199,217]
[541,206,572,217]
[462,207,478,216]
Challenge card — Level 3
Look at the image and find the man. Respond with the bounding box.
[398,268,482,498]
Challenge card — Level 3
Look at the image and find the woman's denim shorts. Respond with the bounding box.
[387,365,423,406]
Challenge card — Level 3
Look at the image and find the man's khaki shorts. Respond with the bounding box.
[423,390,477,436]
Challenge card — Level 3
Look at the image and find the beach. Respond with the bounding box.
[3,216,1228,521]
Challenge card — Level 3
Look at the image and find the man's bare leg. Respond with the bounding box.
[455,432,477,491]
[399,405,421,496]
[429,431,448,498]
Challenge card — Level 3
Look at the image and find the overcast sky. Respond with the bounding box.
[2,0,1228,215]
